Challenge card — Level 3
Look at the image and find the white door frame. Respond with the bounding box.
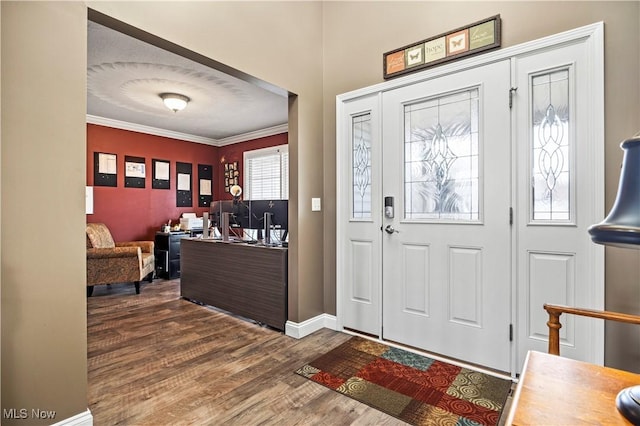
[336,22,604,371]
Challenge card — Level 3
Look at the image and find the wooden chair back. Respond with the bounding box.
[544,304,640,355]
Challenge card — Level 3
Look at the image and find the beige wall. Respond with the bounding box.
[2,2,326,421]
[322,1,640,370]
[1,2,639,423]
[1,2,88,424]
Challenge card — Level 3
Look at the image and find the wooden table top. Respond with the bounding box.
[506,351,639,425]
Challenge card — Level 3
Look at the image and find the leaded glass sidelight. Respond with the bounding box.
[404,89,480,221]
[531,69,571,221]
[352,113,372,219]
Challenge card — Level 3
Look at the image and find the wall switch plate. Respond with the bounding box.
[312,197,321,211]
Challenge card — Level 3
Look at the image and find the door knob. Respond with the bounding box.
[384,225,399,234]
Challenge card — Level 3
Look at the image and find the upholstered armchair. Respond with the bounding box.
[86,223,155,296]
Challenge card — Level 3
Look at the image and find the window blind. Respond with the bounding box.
[244,145,288,200]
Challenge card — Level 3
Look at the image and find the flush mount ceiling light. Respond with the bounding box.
[160,93,190,112]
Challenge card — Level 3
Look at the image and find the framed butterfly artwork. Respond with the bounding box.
[383,15,501,80]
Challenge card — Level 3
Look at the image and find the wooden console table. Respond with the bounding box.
[507,351,639,425]
[180,238,287,331]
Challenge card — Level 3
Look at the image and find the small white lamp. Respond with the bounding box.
[230,184,243,201]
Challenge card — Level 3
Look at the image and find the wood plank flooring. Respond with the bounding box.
[87,279,512,425]
[87,279,406,425]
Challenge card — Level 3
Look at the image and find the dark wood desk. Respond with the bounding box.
[507,351,639,425]
[180,238,287,331]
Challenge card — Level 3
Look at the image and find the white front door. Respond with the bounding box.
[381,60,512,372]
[336,23,604,375]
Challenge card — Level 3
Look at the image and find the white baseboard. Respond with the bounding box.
[285,313,337,339]
[51,409,93,426]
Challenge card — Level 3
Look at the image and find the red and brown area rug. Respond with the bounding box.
[296,336,512,425]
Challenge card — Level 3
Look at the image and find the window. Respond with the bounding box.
[530,68,572,222]
[243,144,289,200]
[352,113,372,219]
[404,88,480,221]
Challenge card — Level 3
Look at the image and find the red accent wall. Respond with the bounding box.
[216,133,288,200]
[87,124,287,242]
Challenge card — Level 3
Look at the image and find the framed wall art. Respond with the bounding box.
[383,15,501,79]
[176,162,192,207]
[223,161,239,193]
[198,164,213,207]
[124,155,145,188]
[94,152,117,187]
[152,159,170,189]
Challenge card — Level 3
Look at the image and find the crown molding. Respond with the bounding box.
[86,115,288,146]
[215,124,288,146]
[86,115,218,145]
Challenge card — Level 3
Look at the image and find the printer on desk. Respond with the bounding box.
[179,213,210,232]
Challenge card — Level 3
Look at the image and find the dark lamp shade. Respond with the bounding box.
[588,137,640,249]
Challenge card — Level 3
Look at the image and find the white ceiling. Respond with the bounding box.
[87,21,289,146]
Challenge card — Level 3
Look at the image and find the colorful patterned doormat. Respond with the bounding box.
[295,336,512,426]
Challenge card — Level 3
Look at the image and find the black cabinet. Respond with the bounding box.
[155,231,188,279]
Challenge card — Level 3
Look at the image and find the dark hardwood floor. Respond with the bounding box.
[87,279,406,425]
[87,279,512,425]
